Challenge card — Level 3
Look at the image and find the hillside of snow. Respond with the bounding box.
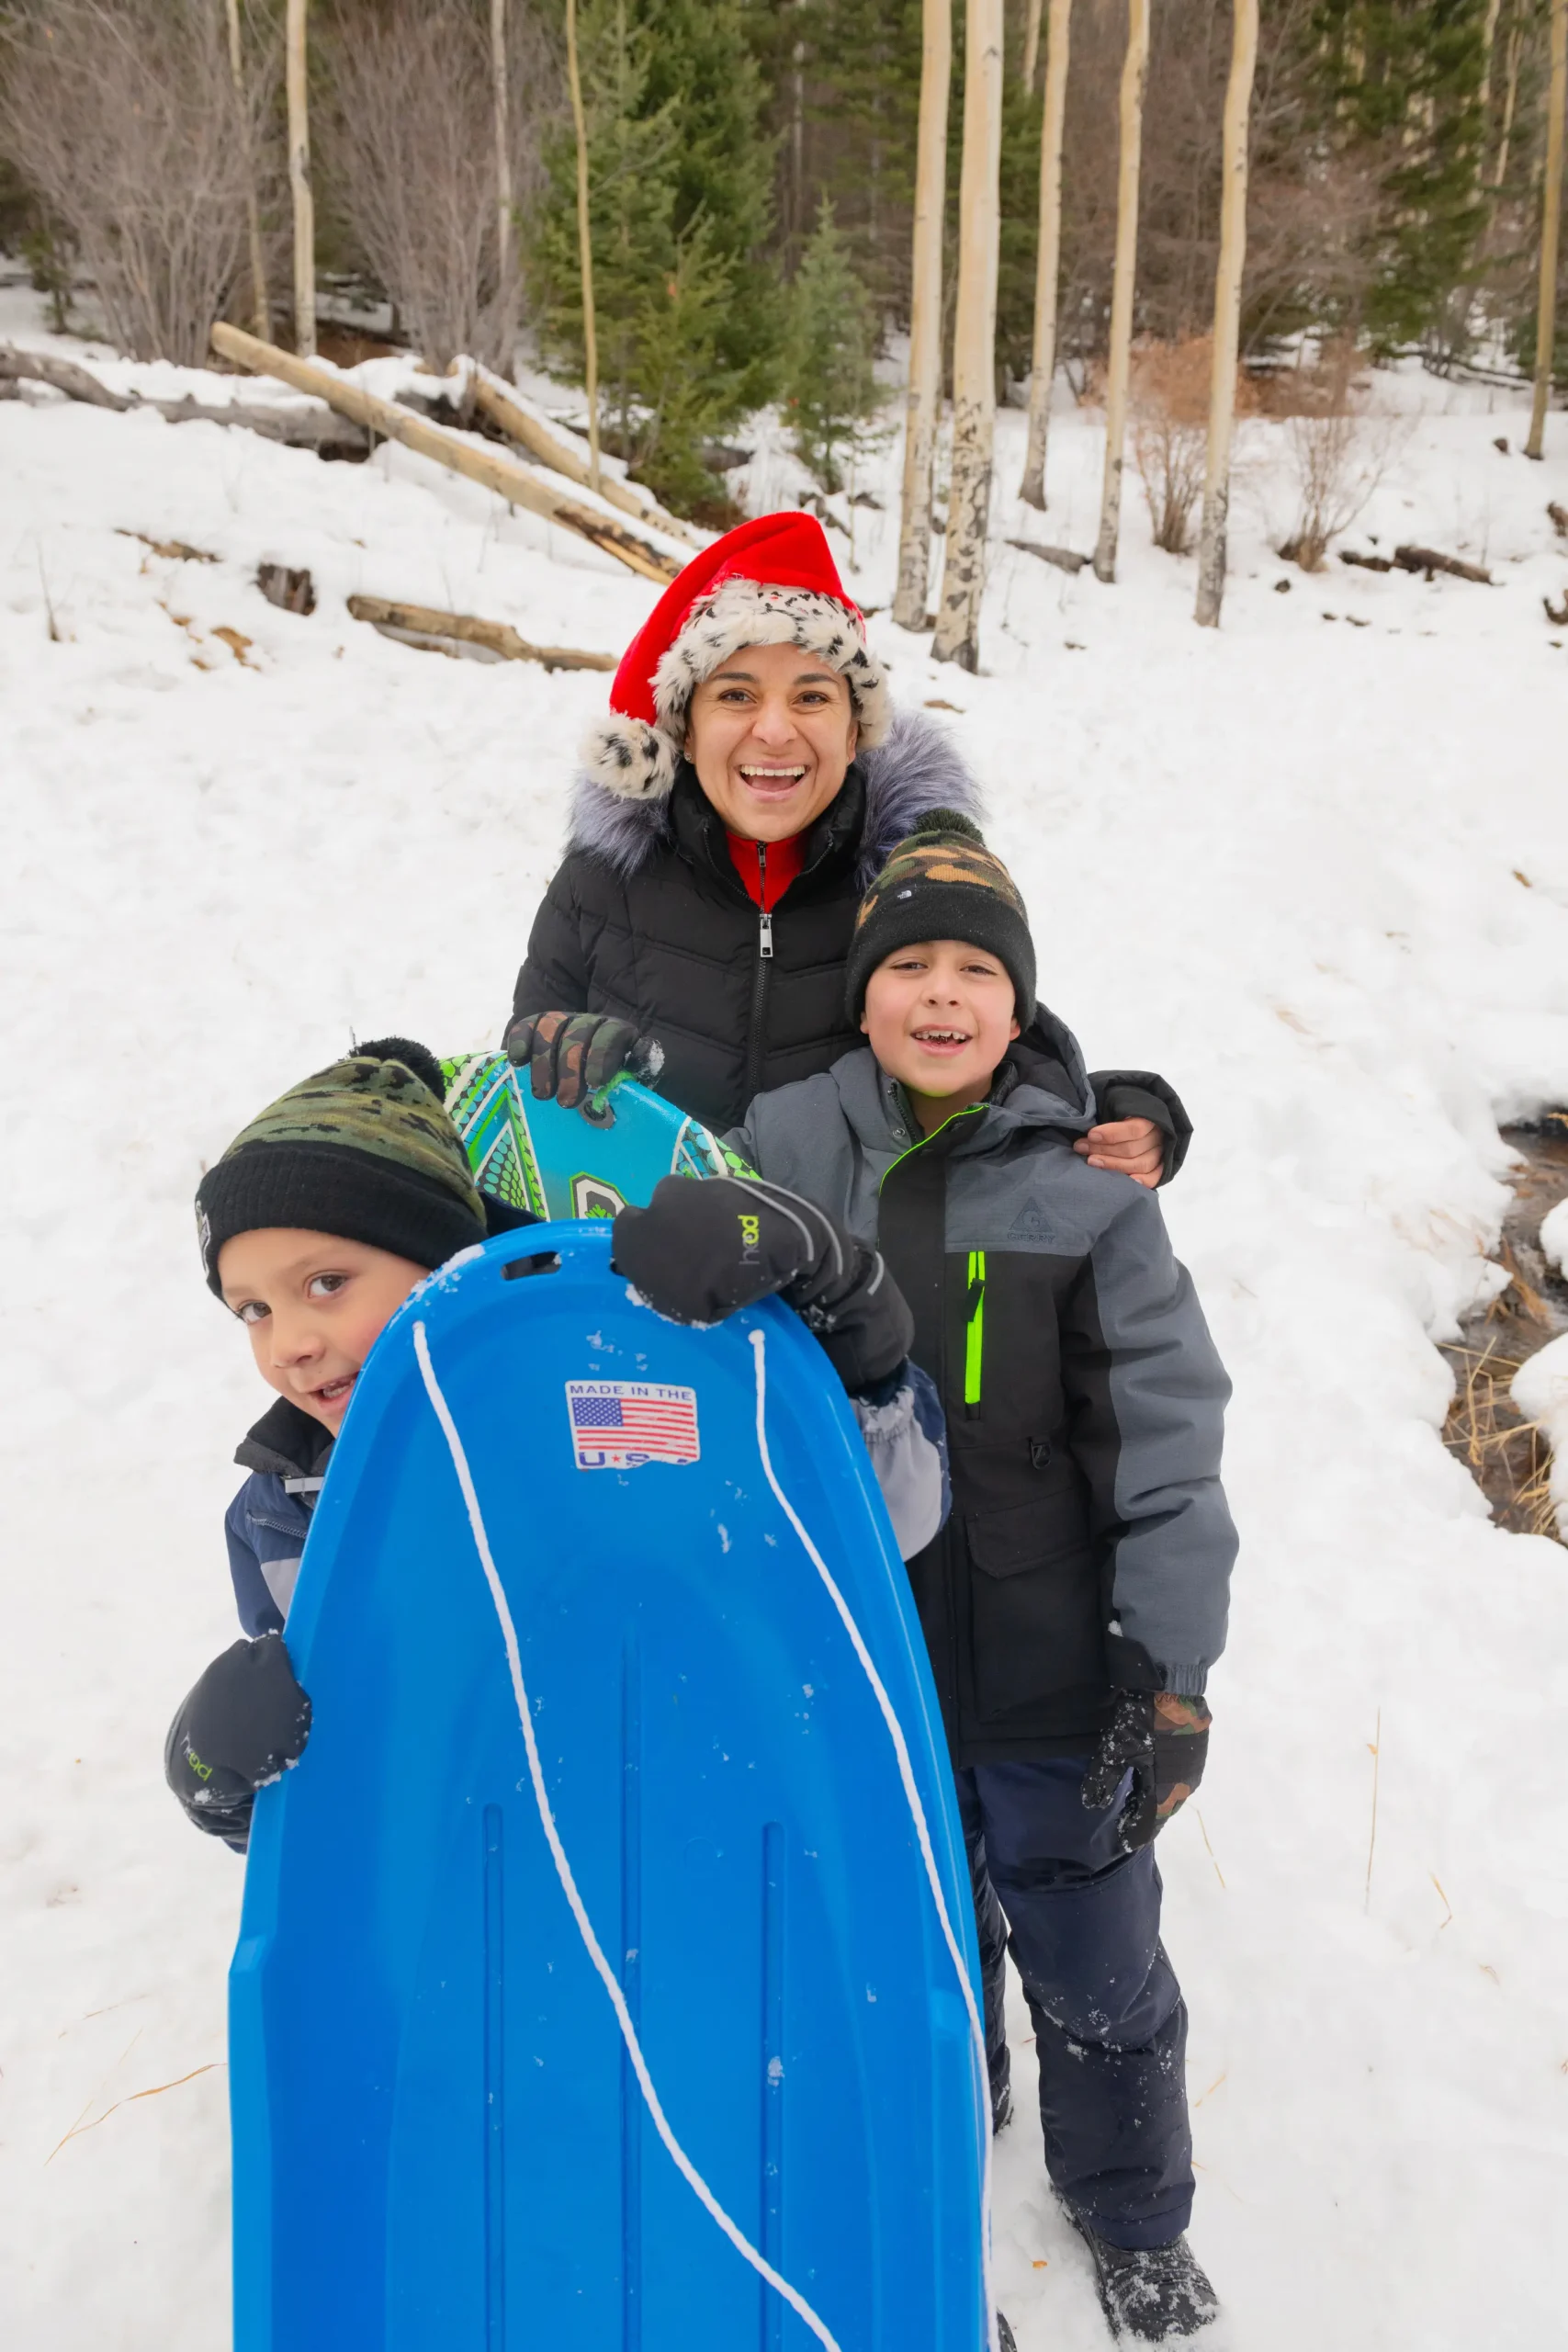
[4,279,1568,2349]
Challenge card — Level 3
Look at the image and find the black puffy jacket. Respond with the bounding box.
[513,710,1192,1153]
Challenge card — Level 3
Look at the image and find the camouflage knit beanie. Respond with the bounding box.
[845,810,1036,1023]
[196,1037,486,1295]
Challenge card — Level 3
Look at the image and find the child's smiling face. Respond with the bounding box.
[861,938,1021,1133]
[217,1229,431,1432]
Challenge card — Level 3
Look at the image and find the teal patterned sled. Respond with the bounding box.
[441,1050,744,1219]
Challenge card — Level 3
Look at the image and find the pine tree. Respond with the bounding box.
[1313,0,1492,352]
[784,195,885,490]
[535,0,779,514]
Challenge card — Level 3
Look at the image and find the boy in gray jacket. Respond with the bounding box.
[615,813,1237,2343]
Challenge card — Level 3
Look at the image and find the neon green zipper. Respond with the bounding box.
[964,1250,986,1410]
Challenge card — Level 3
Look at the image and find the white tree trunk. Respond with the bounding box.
[931,0,1003,671]
[1194,0,1258,628]
[893,0,953,630]
[1526,0,1567,459]
[1023,0,1044,89]
[286,0,314,358]
[225,0,270,342]
[1091,0,1148,584]
[565,0,601,492]
[491,0,514,325]
[1019,0,1073,508]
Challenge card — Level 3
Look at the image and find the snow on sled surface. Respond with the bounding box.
[230,1218,988,2352]
[442,1051,738,1220]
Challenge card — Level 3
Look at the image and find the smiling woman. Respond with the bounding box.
[508,511,1186,1182]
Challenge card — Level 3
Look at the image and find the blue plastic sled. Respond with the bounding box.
[231,1220,990,2351]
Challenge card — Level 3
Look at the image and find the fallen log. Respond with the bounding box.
[0,342,368,453]
[1339,548,1394,572]
[1392,543,1494,584]
[212,323,681,585]
[1007,538,1089,573]
[346,594,617,672]
[467,366,704,548]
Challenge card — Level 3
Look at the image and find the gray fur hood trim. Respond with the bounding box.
[563,707,987,888]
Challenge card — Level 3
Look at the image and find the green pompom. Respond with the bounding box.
[910,807,985,843]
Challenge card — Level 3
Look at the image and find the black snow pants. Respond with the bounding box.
[957,1758,1194,2251]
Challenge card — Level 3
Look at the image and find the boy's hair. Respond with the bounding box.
[845,810,1036,1023]
[195,1036,487,1294]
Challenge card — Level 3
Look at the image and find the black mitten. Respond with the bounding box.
[502,1010,662,1111]
[613,1175,914,1395]
[1080,1689,1211,1852]
[164,1633,311,1846]
[1085,1069,1192,1184]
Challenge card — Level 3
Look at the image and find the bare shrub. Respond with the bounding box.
[0,0,276,364]
[318,0,554,373]
[1278,341,1403,571]
[1127,334,1258,557]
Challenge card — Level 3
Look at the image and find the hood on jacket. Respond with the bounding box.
[234,1394,335,1484]
[829,1011,1097,1165]
[565,706,986,891]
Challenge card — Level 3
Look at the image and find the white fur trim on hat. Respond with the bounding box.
[581,577,892,802]
[579,714,680,800]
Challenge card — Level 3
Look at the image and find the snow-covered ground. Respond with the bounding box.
[4,277,1568,2348]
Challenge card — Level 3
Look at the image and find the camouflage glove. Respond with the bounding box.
[1080,1689,1212,1853]
[503,1010,663,1112]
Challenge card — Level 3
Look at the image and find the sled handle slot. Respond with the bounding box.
[502,1250,562,1282]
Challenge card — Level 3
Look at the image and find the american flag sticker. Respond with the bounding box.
[567,1379,701,1470]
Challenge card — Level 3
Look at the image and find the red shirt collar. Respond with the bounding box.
[726,827,807,910]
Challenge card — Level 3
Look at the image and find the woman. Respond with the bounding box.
[508,509,1187,1179]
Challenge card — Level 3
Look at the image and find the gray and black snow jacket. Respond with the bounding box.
[726,1028,1236,1764]
[513,709,1192,1156]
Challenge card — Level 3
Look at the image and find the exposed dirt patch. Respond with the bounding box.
[1440,1115,1568,1541]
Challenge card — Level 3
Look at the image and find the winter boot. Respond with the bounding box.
[1069,2218,1219,2343]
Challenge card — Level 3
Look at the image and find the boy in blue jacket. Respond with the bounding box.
[165,1036,942,1849]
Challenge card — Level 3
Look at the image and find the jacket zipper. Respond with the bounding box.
[745,840,774,1102]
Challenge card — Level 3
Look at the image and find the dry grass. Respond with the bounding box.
[1441,1331,1560,1543]
[1123,336,1258,557]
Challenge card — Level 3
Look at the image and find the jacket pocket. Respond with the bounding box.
[965,1500,1103,1719]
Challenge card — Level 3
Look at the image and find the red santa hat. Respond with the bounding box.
[581,510,893,801]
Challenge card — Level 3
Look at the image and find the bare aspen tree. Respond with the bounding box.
[1527,0,1567,460]
[564,0,601,492]
[1023,0,1044,89]
[931,0,1004,670]
[225,0,270,340]
[1019,0,1073,508]
[1092,0,1149,583]
[286,0,315,356]
[1194,0,1258,628]
[1493,0,1525,187]
[491,0,514,325]
[893,0,953,630]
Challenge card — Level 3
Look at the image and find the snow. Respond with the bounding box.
[1541,1195,1568,1279]
[1511,1336,1568,1532]
[4,276,1568,2348]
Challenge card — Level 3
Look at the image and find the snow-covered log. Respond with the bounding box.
[0,343,367,454]
[210,323,682,583]
[346,594,618,670]
[468,368,702,546]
